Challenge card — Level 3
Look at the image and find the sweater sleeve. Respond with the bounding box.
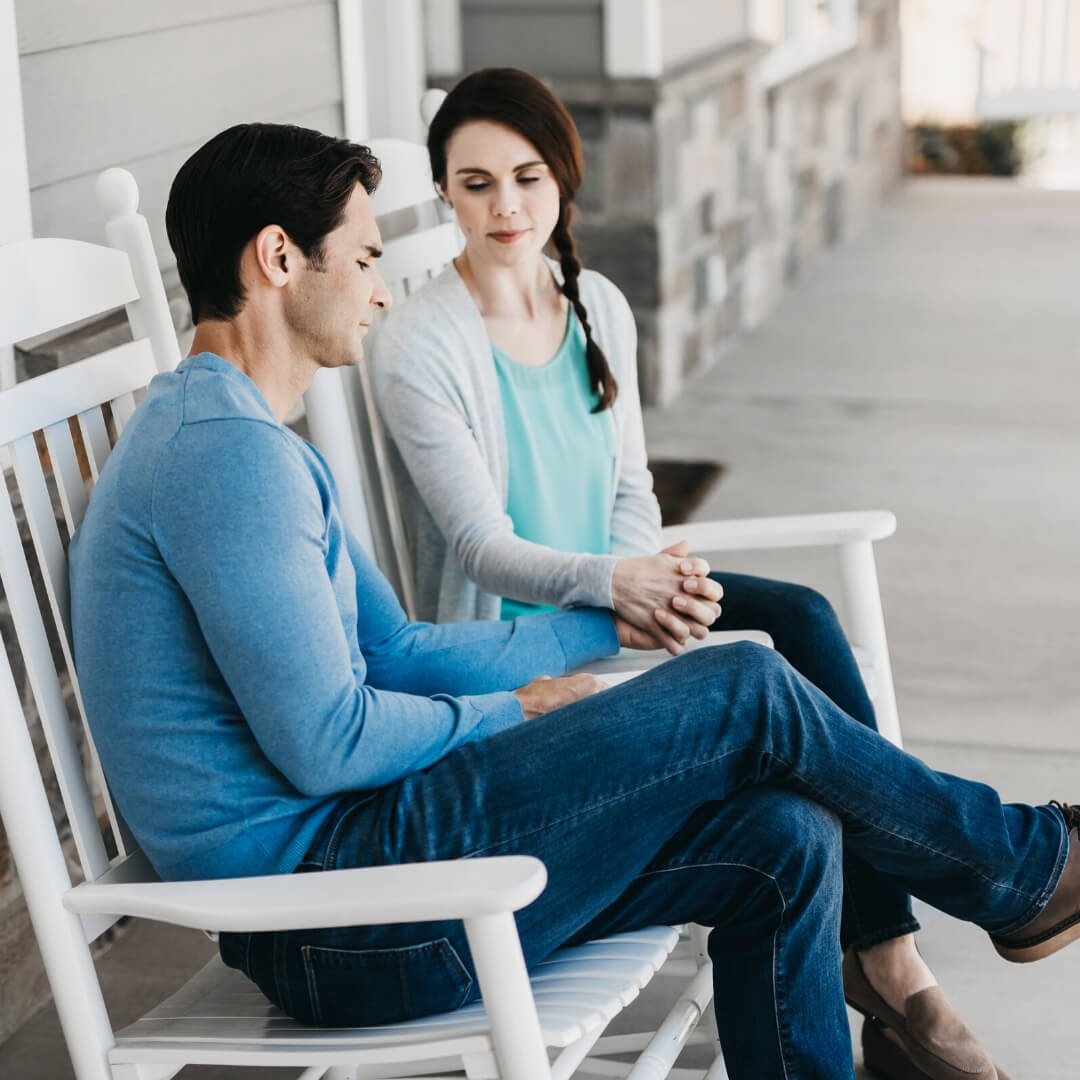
[371,320,621,609]
[590,274,664,558]
[150,419,532,798]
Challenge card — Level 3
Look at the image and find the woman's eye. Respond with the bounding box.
[464,183,488,191]
[518,176,540,184]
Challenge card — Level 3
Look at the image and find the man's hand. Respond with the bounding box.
[512,673,608,721]
[610,540,722,655]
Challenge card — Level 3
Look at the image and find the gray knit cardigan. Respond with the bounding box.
[368,260,662,624]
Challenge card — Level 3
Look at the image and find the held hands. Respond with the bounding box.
[610,540,723,655]
[512,673,609,721]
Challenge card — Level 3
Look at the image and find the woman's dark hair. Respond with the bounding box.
[166,123,382,324]
[428,68,618,412]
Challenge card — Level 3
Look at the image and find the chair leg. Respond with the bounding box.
[464,913,551,1080]
[839,540,902,747]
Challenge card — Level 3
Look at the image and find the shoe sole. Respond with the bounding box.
[863,1021,932,1080]
[993,913,1080,963]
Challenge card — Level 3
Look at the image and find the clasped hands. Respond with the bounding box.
[609,539,722,655]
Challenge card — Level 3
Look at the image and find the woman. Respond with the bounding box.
[370,69,1010,1079]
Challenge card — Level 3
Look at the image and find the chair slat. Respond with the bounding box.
[367,137,439,217]
[379,222,462,286]
[0,340,157,445]
[110,392,137,434]
[0,439,110,881]
[77,407,112,482]
[43,420,89,535]
[0,238,138,346]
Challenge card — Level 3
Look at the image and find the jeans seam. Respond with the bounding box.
[990,805,1069,937]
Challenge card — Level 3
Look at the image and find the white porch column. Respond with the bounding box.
[1,0,32,387]
[423,0,462,77]
[338,0,370,141]
[603,0,663,78]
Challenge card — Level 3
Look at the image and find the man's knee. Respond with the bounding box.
[779,583,840,632]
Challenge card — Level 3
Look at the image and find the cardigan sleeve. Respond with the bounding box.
[371,318,620,610]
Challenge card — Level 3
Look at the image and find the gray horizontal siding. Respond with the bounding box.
[461,0,603,76]
[31,104,343,279]
[15,0,327,55]
[21,3,342,188]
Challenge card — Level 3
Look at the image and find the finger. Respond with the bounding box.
[661,538,690,556]
[654,607,691,645]
[677,557,711,578]
[650,608,686,655]
[672,593,718,628]
[683,576,723,603]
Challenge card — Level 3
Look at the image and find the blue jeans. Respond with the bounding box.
[709,572,917,949]
[220,642,1066,1080]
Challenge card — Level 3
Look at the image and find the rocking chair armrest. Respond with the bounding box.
[63,854,547,933]
[660,509,897,555]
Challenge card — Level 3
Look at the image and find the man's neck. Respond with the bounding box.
[188,315,314,423]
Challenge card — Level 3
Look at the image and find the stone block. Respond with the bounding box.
[606,107,656,221]
[575,224,659,308]
[0,896,48,1046]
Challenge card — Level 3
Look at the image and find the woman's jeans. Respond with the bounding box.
[709,572,917,949]
[220,641,1067,1080]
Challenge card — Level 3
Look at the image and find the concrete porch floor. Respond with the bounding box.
[2,177,1078,1078]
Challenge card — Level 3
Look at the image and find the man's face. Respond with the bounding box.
[283,183,391,369]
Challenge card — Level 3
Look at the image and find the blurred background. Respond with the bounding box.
[2,2,1079,1076]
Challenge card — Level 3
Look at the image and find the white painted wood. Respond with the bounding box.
[16,0,328,54]
[603,0,663,77]
[840,540,901,747]
[0,651,116,1080]
[368,137,440,215]
[43,418,89,535]
[423,0,463,75]
[338,0,369,141]
[1,0,32,388]
[659,509,896,553]
[65,856,548,931]
[20,5,342,189]
[0,239,138,346]
[380,221,463,284]
[77,407,112,482]
[109,391,138,434]
[758,0,858,88]
[97,169,182,374]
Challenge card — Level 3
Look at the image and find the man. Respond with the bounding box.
[70,123,1078,1080]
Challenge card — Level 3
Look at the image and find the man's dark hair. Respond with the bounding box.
[166,123,382,324]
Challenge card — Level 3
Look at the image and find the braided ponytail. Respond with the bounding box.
[551,207,618,413]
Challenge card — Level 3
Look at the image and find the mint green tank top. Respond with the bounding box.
[492,310,616,620]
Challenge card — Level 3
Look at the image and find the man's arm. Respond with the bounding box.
[345,531,620,696]
[151,420,534,797]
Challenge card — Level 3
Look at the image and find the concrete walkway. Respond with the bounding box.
[2,177,1078,1078]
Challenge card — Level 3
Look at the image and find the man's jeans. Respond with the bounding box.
[709,572,917,949]
[221,641,1066,1080]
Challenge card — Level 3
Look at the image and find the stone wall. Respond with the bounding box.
[459,0,904,406]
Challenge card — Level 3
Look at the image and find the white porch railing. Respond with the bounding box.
[978,0,1080,118]
[753,0,860,88]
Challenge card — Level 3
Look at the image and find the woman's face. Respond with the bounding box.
[441,120,561,270]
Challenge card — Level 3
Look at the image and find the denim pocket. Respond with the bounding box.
[301,937,473,1027]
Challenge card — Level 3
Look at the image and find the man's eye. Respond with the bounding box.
[357,260,370,270]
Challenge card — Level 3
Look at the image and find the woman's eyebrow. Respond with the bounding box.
[454,161,546,175]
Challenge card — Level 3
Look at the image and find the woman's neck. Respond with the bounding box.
[455,249,562,321]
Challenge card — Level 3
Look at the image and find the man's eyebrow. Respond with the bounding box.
[454,161,546,175]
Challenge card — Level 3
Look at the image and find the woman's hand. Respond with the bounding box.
[610,541,722,655]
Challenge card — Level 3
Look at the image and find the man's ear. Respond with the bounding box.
[251,224,293,288]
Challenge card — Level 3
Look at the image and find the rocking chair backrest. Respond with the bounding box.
[0,172,181,1076]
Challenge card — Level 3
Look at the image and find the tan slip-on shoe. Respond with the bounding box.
[844,949,1000,1080]
[992,801,1080,963]
[861,1019,1013,1080]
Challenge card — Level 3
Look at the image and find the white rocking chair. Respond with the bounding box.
[0,172,729,1080]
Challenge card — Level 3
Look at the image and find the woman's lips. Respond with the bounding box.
[489,230,527,244]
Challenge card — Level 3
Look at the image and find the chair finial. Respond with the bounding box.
[96,168,140,219]
[420,89,447,129]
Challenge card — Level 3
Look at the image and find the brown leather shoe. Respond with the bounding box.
[844,949,999,1080]
[861,1019,1013,1080]
[993,801,1080,963]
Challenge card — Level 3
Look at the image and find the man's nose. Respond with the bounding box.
[370,268,392,309]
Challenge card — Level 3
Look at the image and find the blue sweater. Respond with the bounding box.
[69,353,618,881]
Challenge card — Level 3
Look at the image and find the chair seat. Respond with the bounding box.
[110,925,680,1068]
